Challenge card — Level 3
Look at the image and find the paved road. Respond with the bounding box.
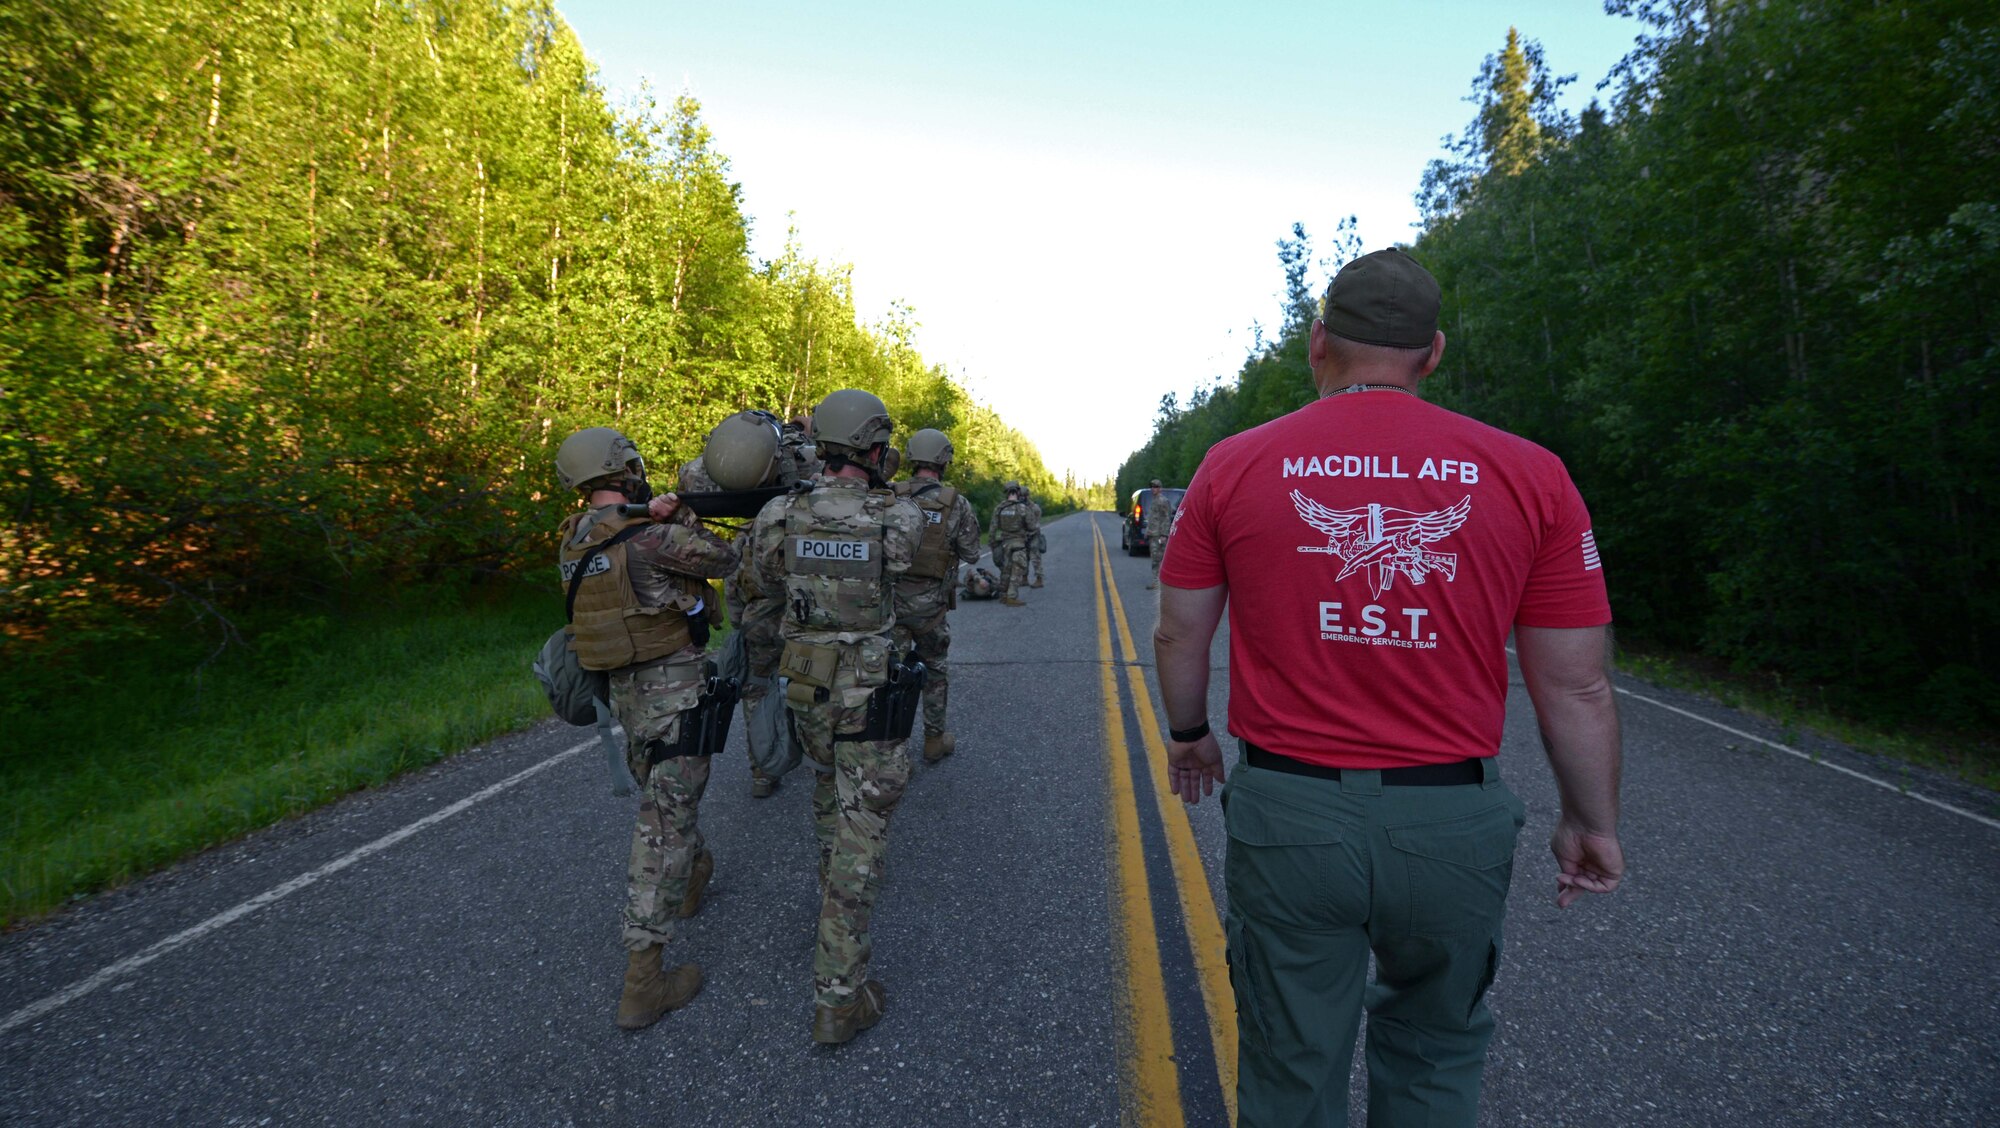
[3,512,1996,1126]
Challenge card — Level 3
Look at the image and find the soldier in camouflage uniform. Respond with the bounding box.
[891,429,982,764]
[555,427,739,1031]
[988,481,1038,606]
[749,389,924,1045]
[1144,477,1179,590]
[1024,488,1047,588]
[681,412,821,798]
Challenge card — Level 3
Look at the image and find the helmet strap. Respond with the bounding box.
[614,475,653,505]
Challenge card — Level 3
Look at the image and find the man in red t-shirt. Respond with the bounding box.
[1155,248,1625,1127]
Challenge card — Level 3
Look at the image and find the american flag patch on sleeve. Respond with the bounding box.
[1581,529,1602,571]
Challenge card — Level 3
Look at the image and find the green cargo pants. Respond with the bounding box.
[1223,752,1525,1128]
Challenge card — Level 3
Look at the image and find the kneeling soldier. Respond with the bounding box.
[555,427,739,1031]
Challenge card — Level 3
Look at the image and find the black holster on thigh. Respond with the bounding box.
[835,654,927,743]
[647,666,742,766]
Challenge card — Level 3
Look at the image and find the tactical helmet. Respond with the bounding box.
[811,389,894,453]
[702,411,782,491]
[906,428,954,472]
[1004,479,1022,495]
[556,427,646,492]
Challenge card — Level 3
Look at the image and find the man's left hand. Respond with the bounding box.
[1167,732,1225,804]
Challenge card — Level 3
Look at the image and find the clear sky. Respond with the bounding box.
[555,1,1647,483]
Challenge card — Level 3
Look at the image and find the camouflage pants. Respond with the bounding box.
[790,690,912,1009]
[610,660,711,951]
[999,540,1029,598]
[901,611,953,735]
[1027,548,1044,584]
[1150,534,1171,579]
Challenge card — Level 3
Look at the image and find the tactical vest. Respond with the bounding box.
[996,501,1028,537]
[557,512,697,671]
[896,479,960,580]
[781,487,893,634]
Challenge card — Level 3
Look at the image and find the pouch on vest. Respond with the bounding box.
[780,638,840,706]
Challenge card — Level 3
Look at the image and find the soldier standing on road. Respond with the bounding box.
[1024,487,1047,588]
[554,428,740,1031]
[892,429,982,764]
[988,481,1038,607]
[1143,478,1178,590]
[749,389,925,1045]
[1153,249,1625,1126]
[681,411,821,798]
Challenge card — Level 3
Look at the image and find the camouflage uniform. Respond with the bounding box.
[1144,488,1179,587]
[750,475,923,1011]
[1026,496,1046,587]
[891,475,982,743]
[557,505,738,951]
[989,495,1039,601]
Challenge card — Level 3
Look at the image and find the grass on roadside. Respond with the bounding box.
[1615,643,2000,794]
[0,582,557,929]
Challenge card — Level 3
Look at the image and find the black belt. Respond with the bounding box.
[1242,743,1484,786]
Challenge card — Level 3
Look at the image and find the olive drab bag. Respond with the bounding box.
[533,626,607,727]
[715,628,802,777]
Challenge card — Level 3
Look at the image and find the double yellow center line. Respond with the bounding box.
[1090,519,1236,1126]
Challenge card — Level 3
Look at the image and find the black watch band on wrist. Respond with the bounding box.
[1169,720,1210,743]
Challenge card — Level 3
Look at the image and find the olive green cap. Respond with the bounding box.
[1320,249,1440,349]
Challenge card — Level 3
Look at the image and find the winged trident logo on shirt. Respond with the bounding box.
[1290,490,1472,599]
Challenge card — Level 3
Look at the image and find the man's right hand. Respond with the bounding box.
[1167,731,1225,805]
[1549,817,1624,908]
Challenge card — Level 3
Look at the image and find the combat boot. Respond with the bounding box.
[922,731,955,764]
[811,980,887,1045]
[1001,595,1026,607]
[616,945,702,1030]
[1031,574,1044,588]
[678,848,714,918]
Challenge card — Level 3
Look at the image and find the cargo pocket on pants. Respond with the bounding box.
[1468,938,1501,1023]
[1225,915,1272,1057]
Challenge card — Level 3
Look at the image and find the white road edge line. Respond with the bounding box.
[0,740,590,1037]
[1613,686,2000,831]
[1505,646,1998,833]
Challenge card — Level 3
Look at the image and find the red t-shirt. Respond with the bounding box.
[1160,391,1610,768]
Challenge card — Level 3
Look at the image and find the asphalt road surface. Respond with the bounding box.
[4,512,1996,1126]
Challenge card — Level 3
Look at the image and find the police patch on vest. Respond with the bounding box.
[787,534,882,578]
[923,510,942,525]
[558,554,614,583]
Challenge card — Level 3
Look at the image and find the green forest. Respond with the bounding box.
[0,0,1080,921]
[1,0,1077,650]
[1119,1,1997,740]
